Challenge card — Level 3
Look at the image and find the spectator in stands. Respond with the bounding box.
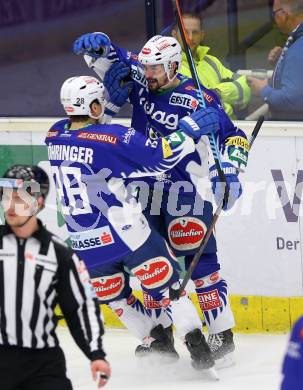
[248,0,303,121]
[171,12,251,119]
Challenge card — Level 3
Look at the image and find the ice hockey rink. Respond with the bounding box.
[58,327,289,390]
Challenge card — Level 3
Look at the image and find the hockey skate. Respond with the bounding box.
[135,324,179,363]
[185,328,218,379]
[208,329,235,369]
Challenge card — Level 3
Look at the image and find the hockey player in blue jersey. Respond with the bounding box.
[281,316,303,390]
[46,75,226,371]
[73,32,248,365]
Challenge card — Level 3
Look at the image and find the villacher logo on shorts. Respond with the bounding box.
[69,226,114,251]
[168,217,207,251]
[132,257,173,289]
[92,272,125,301]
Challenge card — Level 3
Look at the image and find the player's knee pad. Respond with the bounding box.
[91,272,131,304]
[131,256,180,300]
[185,252,220,280]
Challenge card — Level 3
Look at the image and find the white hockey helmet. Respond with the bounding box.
[138,35,182,80]
[60,76,105,119]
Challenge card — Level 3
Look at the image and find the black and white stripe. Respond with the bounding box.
[0,222,105,360]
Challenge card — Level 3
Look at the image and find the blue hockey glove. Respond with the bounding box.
[73,32,110,58]
[209,162,242,210]
[104,62,134,115]
[178,107,219,140]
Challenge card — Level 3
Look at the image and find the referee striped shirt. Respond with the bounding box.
[0,220,105,360]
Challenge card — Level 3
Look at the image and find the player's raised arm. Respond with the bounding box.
[73,32,133,79]
[73,32,135,118]
[117,107,220,179]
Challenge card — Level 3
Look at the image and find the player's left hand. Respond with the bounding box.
[73,32,111,59]
[209,162,242,210]
[91,359,111,388]
[104,61,134,116]
[178,107,219,140]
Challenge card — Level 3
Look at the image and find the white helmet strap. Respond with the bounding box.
[159,61,178,89]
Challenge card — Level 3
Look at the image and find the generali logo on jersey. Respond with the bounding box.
[69,226,114,251]
[92,272,125,300]
[132,257,173,289]
[77,132,118,145]
[168,217,207,251]
[169,93,199,110]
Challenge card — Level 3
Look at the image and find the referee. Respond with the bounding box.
[0,165,111,389]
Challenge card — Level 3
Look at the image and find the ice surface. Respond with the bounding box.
[58,327,288,390]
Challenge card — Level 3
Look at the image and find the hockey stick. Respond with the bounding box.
[172,0,228,208]
[170,115,264,300]
[248,115,264,148]
[169,0,228,300]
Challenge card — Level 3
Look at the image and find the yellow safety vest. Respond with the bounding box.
[180,46,251,119]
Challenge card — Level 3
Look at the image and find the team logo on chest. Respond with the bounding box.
[139,88,179,130]
[169,93,199,111]
[168,217,207,251]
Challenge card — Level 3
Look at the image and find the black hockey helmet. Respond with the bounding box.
[0,165,50,200]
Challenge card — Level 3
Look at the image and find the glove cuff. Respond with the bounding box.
[105,102,120,116]
[209,165,238,180]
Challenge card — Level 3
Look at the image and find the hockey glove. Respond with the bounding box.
[103,62,134,116]
[209,162,242,211]
[73,32,111,59]
[178,107,219,140]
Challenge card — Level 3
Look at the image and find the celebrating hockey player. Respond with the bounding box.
[72,32,248,365]
[45,75,226,372]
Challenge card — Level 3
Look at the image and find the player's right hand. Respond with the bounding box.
[104,62,134,115]
[91,359,111,388]
[178,107,219,140]
[73,32,111,59]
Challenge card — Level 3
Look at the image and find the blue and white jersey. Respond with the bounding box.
[45,120,195,268]
[281,316,303,390]
[85,42,249,191]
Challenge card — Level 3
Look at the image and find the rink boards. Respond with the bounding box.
[0,117,302,333]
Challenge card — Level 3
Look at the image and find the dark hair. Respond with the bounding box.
[68,99,101,122]
[172,12,203,31]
